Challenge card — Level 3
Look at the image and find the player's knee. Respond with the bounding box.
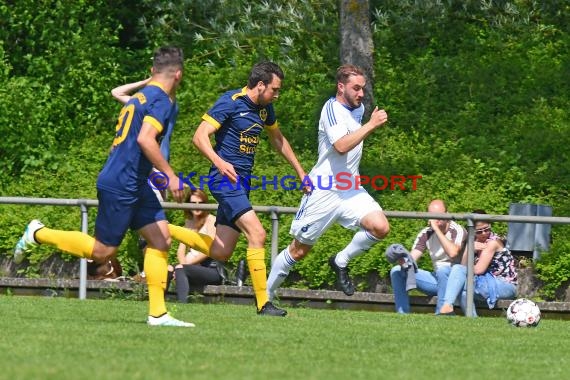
[247,226,266,246]
[257,226,267,241]
[289,249,307,261]
[289,240,312,261]
[370,222,390,239]
[149,236,171,252]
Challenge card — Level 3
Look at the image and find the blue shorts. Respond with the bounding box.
[208,170,252,232]
[95,185,166,246]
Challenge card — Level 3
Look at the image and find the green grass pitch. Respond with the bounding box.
[1,296,568,380]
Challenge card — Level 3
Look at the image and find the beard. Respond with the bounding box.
[344,93,362,108]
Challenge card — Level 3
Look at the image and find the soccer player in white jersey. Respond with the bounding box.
[266,64,390,299]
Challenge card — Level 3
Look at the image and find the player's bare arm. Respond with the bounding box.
[192,120,238,183]
[111,77,152,105]
[333,107,388,154]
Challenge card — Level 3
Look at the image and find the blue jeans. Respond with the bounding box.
[390,265,451,314]
[442,264,517,317]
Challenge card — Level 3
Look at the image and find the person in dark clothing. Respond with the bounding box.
[167,189,225,302]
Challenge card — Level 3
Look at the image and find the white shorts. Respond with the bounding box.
[290,188,382,245]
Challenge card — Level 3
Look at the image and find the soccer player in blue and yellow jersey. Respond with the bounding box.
[111,76,178,170]
[14,46,193,327]
[168,62,309,316]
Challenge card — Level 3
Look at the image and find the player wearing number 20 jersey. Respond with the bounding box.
[95,81,177,246]
[13,46,194,327]
[97,81,177,195]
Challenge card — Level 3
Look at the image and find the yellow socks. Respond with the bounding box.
[35,228,94,259]
[246,248,269,310]
[144,248,169,317]
[168,224,213,255]
[168,225,271,310]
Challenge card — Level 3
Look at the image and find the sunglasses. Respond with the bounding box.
[475,226,491,235]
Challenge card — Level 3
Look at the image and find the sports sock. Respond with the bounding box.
[168,224,212,255]
[144,248,169,317]
[35,228,94,259]
[246,248,269,310]
[266,247,297,301]
[335,229,381,267]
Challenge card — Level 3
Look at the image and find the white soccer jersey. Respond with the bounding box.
[308,97,365,190]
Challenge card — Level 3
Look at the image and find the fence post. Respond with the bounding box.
[79,203,88,300]
[465,217,475,317]
[270,208,279,266]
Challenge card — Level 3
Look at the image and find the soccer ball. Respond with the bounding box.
[506,298,541,327]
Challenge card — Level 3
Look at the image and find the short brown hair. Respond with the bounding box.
[247,61,284,88]
[152,46,184,73]
[336,64,364,85]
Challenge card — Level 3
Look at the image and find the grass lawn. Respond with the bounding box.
[1,295,568,380]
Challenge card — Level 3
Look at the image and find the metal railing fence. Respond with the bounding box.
[3,196,570,317]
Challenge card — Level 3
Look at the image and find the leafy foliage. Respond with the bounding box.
[0,0,131,177]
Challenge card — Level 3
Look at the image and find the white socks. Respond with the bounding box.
[267,230,380,300]
[335,229,380,267]
[266,247,297,301]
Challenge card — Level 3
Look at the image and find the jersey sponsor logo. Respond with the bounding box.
[239,134,260,144]
[239,124,262,155]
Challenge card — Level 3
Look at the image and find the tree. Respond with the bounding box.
[339,0,375,115]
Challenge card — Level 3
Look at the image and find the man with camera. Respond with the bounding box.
[389,199,466,314]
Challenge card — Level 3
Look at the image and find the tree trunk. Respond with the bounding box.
[339,0,375,117]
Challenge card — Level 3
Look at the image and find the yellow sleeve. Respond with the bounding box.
[143,115,164,133]
[264,121,279,131]
[202,114,222,130]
